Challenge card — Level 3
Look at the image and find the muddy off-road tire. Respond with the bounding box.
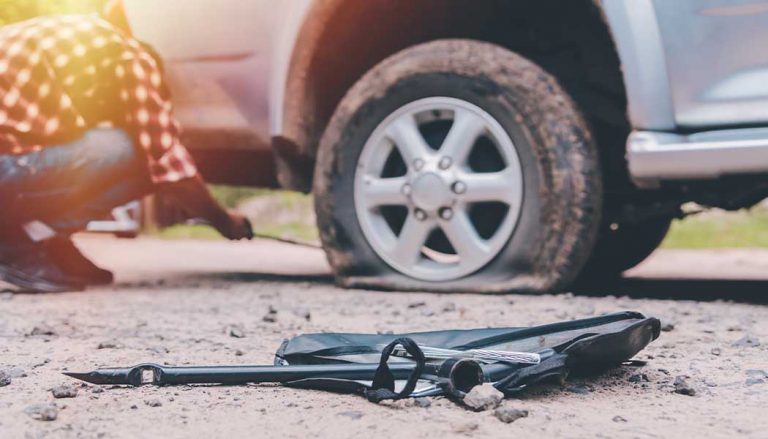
[314,40,602,293]
[576,216,673,285]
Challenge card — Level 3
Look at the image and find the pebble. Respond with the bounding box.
[628,373,650,383]
[454,422,479,434]
[262,314,277,323]
[711,348,722,356]
[235,349,245,357]
[226,324,246,338]
[463,384,504,411]
[613,415,628,423]
[144,399,162,407]
[98,340,124,349]
[732,335,760,348]
[674,376,696,396]
[29,324,57,336]
[493,406,528,423]
[25,403,58,421]
[413,398,431,408]
[661,323,675,332]
[567,384,592,394]
[51,385,78,399]
[408,301,427,309]
[0,370,11,387]
[337,410,364,420]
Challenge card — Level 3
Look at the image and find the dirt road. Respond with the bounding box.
[1,236,767,438]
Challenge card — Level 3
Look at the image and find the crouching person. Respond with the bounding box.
[0,14,253,292]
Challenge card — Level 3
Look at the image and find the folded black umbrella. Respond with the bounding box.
[275,311,660,398]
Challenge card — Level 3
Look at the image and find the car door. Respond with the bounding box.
[121,0,293,150]
[652,0,768,129]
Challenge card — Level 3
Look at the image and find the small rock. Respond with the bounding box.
[130,404,138,410]
[408,301,427,309]
[25,403,58,421]
[267,305,278,315]
[0,370,11,387]
[234,349,245,357]
[226,324,246,338]
[29,324,57,336]
[661,323,675,332]
[413,398,431,408]
[97,340,124,349]
[613,415,628,423]
[454,423,479,434]
[442,302,456,313]
[711,348,722,356]
[628,373,650,383]
[746,378,765,387]
[493,406,528,423]
[566,384,592,394]
[673,376,696,396]
[732,335,760,348]
[144,399,162,407]
[262,314,277,323]
[8,367,27,378]
[337,410,364,420]
[463,384,504,411]
[51,385,78,399]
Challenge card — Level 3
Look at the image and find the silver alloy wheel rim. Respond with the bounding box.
[354,97,524,282]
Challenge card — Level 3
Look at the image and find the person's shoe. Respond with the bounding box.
[46,237,114,286]
[0,243,86,293]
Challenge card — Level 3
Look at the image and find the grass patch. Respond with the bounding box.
[663,208,768,249]
[154,186,318,243]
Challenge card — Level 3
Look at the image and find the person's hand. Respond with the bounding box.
[216,211,254,241]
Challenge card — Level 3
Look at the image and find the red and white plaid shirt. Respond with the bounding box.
[0,14,197,184]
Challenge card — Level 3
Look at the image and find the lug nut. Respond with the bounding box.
[414,209,428,221]
[402,184,413,196]
[439,157,453,170]
[452,181,467,195]
[439,208,454,220]
[413,159,425,171]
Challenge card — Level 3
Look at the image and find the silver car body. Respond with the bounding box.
[123,0,768,187]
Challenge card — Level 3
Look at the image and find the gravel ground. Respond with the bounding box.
[1,236,767,438]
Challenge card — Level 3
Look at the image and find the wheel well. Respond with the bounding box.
[277,0,630,192]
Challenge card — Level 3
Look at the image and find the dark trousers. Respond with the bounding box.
[0,129,151,241]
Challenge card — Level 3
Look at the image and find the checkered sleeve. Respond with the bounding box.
[0,15,198,185]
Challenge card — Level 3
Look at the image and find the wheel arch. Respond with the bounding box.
[275,0,630,192]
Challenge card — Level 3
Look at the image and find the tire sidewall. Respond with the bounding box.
[314,40,601,293]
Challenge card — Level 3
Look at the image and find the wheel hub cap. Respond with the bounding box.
[411,172,452,211]
[354,97,525,282]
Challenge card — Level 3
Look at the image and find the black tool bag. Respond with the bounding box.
[275,311,660,399]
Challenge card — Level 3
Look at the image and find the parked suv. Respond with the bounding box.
[122,0,768,293]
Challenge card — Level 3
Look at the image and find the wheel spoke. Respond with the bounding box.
[460,169,519,204]
[439,108,487,165]
[362,177,408,208]
[441,210,490,262]
[386,114,433,166]
[390,217,433,265]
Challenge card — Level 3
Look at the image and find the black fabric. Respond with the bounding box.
[365,338,426,402]
[285,338,427,403]
[275,312,661,399]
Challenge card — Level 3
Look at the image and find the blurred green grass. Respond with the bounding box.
[154,187,319,243]
[662,207,768,249]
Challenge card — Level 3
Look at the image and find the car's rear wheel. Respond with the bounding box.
[314,40,602,293]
